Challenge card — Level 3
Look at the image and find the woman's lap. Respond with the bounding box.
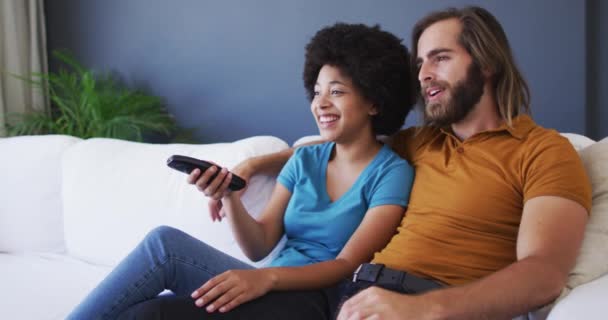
[117,288,338,320]
[68,226,254,320]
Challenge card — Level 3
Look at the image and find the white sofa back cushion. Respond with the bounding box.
[562,137,608,292]
[560,133,596,151]
[0,135,82,253]
[62,136,288,267]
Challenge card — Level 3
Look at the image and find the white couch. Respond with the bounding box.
[0,133,606,320]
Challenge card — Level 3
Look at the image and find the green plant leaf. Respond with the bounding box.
[7,49,192,142]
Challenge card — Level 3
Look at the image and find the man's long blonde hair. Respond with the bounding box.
[412,6,531,126]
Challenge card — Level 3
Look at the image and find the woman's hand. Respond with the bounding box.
[186,161,232,199]
[205,160,253,221]
[191,269,277,313]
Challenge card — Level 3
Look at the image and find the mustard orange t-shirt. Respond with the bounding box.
[372,115,592,286]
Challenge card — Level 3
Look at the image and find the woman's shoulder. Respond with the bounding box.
[293,141,333,158]
[379,143,412,166]
[368,145,414,181]
[293,142,334,161]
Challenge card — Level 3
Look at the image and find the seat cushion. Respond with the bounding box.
[0,252,111,320]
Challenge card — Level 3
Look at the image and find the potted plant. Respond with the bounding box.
[7,50,189,142]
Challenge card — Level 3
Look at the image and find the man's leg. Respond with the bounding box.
[68,226,253,320]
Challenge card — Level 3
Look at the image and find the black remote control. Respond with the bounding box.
[166,155,246,191]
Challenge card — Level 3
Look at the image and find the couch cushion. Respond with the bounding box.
[560,133,596,151]
[0,135,82,253]
[561,137,608,293]
[0,252,111,320]
[62,136,288,267]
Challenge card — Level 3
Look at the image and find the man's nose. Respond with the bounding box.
[418,62,434,84]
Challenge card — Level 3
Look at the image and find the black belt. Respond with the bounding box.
[352,263,444,294]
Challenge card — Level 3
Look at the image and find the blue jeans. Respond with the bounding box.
[67,225,254,320]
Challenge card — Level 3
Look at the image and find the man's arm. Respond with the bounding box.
[203,140,325,219]
[338,195,588,320]
[238,147,295,178]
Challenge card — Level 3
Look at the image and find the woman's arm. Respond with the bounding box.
[266,204,404,290]
[220,184,292,261]
[203,140,325,222]
[189,165,292,262]
[191,140,327,257]
[217,137,325,189]
[192,204,405,313]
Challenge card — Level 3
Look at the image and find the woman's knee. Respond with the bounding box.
[142,225,190,251]
[146,225,184,240]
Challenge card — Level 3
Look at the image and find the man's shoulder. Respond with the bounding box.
[390,126,440,149]
[521,123,575,153]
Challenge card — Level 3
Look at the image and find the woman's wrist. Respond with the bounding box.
[221,192,240,212]
[260,268,280,290]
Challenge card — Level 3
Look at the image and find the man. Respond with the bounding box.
[335,6,591,319]
[122,6,592,319]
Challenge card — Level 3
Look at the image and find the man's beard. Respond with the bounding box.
[422,62,485,127]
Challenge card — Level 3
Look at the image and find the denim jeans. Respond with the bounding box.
[67,225,254,320]
[114,287,334,320]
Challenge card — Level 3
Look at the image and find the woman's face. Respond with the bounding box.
[311,65,377,144]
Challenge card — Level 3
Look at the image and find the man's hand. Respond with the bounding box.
[190,269,276,313]
[338,287,433,320]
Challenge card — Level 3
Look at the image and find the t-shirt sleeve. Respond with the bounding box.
[389,127,436,163]
[368,160,414,209]
[276,148,302,193]
[522,134,592,213]
[389,128,417,162]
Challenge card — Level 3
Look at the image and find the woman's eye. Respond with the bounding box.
[331,90,343,95]
[436,55,448,62]
[313,91,320,96]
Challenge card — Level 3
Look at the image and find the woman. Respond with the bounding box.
[68,22,415,320]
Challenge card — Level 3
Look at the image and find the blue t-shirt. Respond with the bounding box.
[270,142,413,267]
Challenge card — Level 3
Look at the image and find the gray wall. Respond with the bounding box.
[588,0,608,140]
[45,0,599,144]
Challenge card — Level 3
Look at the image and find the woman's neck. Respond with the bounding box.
[331,134,382,165]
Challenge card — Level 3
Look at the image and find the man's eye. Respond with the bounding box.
[436,55,448,62]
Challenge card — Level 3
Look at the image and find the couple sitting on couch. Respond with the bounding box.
[68,5,592,320]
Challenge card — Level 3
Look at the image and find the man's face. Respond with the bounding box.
[416,18,485,127]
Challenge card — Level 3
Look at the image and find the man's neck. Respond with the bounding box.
[451,86,502,141]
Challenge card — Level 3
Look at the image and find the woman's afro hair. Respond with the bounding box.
[303,23,416,135]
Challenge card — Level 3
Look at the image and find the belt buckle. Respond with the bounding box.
[352,263,385,283]
[352,264,363,282]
